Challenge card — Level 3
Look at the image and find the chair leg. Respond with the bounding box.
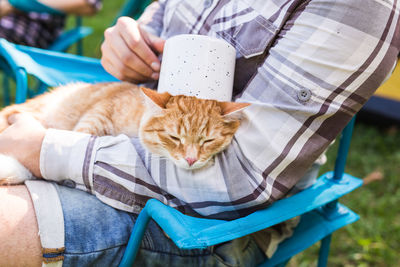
[317,234,332,267]
[15,68,28,104]
[118,209,151,267]
[2,74,10,106]
[75,17,83,55]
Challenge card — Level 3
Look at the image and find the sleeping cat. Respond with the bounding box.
[0,82,249,185]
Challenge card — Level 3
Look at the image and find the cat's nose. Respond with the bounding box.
[185,157,197,166]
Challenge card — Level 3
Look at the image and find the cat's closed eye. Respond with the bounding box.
[169,134,181,142]
[202,138,215,145]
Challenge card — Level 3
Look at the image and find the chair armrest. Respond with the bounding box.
[0,38,118,86]
[143,172,363,249]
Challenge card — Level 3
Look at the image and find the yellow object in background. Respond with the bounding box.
[375,60,400,101]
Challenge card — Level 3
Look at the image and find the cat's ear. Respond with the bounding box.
[219,102,250,117]
[141,87,171,109]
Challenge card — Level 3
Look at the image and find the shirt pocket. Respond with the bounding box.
[207,0,279,59]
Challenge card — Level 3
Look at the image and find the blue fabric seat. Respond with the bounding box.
[0,37,362,267]
[0,39,117,103]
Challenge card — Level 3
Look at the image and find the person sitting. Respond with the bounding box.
[0,0,398,266]
[0,0,102,48]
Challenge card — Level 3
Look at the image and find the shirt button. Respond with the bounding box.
[204,0,212,8]
[297,88,312,102]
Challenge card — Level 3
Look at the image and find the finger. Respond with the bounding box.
[101,38,150,82]
[107,35,156,78]
[145,31,166,55]
[117,17,161,71]
[101,57,151,83]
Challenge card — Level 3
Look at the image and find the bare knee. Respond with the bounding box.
[0,185,42,267]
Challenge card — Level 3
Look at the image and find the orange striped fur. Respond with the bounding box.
[0,82,249,170]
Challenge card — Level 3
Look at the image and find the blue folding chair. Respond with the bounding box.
[0,39,117,104]
[1,0,93,105]
[0,38,363,266]
[9,0,154,52]
[0,0,154,105]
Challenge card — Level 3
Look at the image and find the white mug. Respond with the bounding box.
[157,34,236,102]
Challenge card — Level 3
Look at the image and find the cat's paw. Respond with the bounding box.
[0,154,33,185]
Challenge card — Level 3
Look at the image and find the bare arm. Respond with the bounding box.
[0,0,101,17]
[0,0,14,17]
[38,0,100,16]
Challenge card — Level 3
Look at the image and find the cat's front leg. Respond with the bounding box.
[73,109,114,136]
[0,154,34,185]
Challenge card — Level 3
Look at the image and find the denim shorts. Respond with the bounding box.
[25,180,266,267]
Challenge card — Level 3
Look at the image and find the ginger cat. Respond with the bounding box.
[0,82,249,184]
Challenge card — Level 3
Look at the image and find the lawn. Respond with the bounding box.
[290,122,400,266]
[4,0,400,266]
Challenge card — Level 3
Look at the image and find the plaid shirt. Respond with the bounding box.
[40,0,399,223]
[0,0,102,48]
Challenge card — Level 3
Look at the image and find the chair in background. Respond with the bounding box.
[8,0,92,55]
[1,0,93,105]
[0,39,117,103]
[0,0,153,105]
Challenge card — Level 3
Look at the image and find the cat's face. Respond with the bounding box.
[139,88,249,170]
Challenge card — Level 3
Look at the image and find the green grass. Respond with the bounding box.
[3,1,400,265]
[65,0,127,58]
[291,123,400,267]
